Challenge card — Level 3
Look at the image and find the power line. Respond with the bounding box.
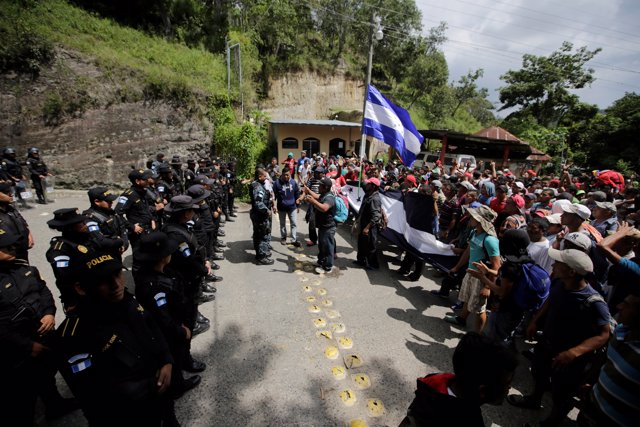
[415,0,640,53]
[484,0,640,40]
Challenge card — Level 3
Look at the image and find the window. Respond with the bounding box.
[303,138,320,156]
[282,137,298,149]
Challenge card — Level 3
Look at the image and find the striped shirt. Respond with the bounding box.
[592,325,640,426]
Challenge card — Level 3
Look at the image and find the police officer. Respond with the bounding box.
[1,147,30,209]
[115,169,156,253]
[25,147,51,204]
[162,196,216,345]
[220,163,238,219]
[170,156,185,195]
[56,248,176,427]
[187,185,224,270]
[184,159,198,189]
[83,186,128,252]
[250,168,274,265]
[134,232,202,400]
[0,180,33,262]
[0,226,78,426]
[156,163,177,203]
[46,208,119,312]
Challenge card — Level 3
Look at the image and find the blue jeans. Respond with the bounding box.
[318,226,336,270]
[278,208,297,242]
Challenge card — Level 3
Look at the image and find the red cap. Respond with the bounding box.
[365,178,380,187]
[406,175,417,187]
[510,194,525,209]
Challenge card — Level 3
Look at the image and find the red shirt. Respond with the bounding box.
[282,158,296,173]
[489,197,507,214]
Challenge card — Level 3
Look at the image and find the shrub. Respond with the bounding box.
[0,19,54,77]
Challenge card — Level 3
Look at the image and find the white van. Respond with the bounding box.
[413,152,477,171]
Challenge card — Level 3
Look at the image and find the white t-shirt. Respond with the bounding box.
[527,239,553,274]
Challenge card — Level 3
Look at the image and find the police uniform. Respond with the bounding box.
[114,170,155,250]
[0,187,31,261]
[1,149,28,208]
[250,178,273,261]
[0,228,70,426]
[134,232,202,397]
[57,293,174,426]
[83,186,128,252]
[46,208,117,311]
[25,149,49,203]
[162,197,210,332]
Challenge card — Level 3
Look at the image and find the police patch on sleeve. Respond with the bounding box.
[154,292,167,307]
[157,186,165,192]
[178,242,191,257]
[68,353,92,374]
[86,221,100,232]
[117,196,128,205]
[54,255,70,268]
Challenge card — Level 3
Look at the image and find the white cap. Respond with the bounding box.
[562,232,592,252]
[548,248,594,276]
[546,213,562,225]
[561,203,591,220]
[552,199,572,215]
[515,181,525,189]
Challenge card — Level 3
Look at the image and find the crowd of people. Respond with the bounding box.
[2,144,639,426]
[263,150,639,427]
[1,148,237,426]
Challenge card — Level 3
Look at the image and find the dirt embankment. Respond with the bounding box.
[0,49,362,189]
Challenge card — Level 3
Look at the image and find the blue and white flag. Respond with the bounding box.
[363,85,424,167]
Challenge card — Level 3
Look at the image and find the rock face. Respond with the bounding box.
[0,49,209,189]
[260,72,363,120]
[0,49,362,189]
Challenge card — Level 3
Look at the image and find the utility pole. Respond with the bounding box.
[357,14,383,201]
[226,41,243,121]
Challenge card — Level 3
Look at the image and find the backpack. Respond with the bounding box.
[334,195,348,223]
[513,263,551,311]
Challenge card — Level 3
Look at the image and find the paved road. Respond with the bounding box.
[23,192,552,427]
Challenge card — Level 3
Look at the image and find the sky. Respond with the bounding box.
[410,0,640,113]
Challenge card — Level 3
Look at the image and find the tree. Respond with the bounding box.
[498,42,601,127]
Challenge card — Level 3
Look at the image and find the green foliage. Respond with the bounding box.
[0,14,54,77]
[499,42,601,128]
[42,84,93,126]
[1,0,228,106]
[210,104,268,179]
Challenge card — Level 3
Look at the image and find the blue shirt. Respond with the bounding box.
[468,230,500,270]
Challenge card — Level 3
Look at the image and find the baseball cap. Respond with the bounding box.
[430,180,443,189]
[460,181,476,191]
[562,232,592,252]
[288,152,293,158]
[365,177,381,187]
[548,248,594,276]
[75,248,123,284]
[88,187,118,203]
[594,201,617,213]
[561,203,591,220]
[588,191,607,202]
[405,175,417,187]
[509,194,525,210]
[128,169,153,182]
[546,213,562,225]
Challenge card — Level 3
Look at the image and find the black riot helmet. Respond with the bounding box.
[3,147,16,156]
[28,147,39,155]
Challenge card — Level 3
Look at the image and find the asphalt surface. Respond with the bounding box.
[23,191,568,427]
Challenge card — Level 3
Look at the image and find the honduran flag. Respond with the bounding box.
[363,85,424,167]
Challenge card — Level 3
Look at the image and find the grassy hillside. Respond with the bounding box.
[0,0,228,104]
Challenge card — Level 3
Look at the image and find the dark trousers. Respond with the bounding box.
[357,227,379,268]
[400,252,424,278]
[318,226,336,270]
[252,217,272,259]
[530,340,594,425]
[31,175,45,201]
[1,346,63,427]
